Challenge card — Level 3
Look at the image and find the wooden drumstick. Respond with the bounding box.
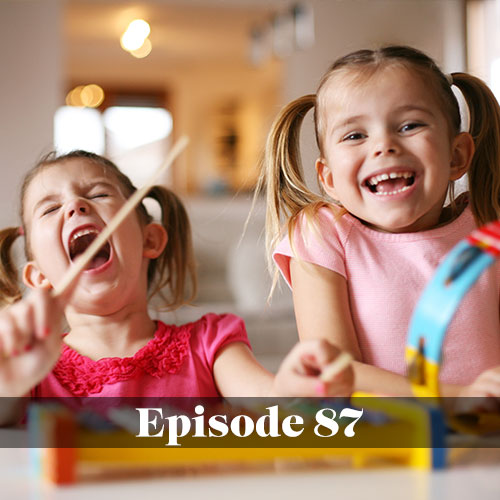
[320,352,353,382]
[52,135,189,298]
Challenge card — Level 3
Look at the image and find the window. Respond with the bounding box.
[54,93,172,188]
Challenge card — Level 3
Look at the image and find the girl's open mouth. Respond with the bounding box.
[364,171,415,196]
[68,228,112,271]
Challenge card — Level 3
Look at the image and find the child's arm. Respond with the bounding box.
[213,340,353,398]
[289,257,495,402]
[0,289,63,401]
[289,258,460,396]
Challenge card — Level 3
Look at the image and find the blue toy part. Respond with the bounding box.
[408,240,495,364]
[406,238,496,396]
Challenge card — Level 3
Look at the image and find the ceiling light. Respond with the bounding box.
[130,38,152,59]
[121,19,151,52]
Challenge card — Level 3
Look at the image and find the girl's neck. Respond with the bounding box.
[63,306,157,361]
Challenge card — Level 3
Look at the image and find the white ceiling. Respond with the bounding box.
[64,0,284,85]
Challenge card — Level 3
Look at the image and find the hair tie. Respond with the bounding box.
[445,72,471,132]
[450,83,471,133]
[18,226,24,236]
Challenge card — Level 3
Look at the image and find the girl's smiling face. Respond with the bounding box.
[22,159,150,313]
[316,65,473,233]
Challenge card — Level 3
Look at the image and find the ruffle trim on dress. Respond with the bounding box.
[52,322,191,396]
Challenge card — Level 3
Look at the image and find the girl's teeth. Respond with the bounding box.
[373,184,412,196]
[70,228,98,245]
[368,171,412,186]
[365,171,415,195]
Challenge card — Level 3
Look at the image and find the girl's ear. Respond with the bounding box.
[450,132,475,181]
[143,223,168,259]
[23,261,52,290]
[316,158,338,199]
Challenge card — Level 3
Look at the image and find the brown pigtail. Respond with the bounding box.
[451,73,500,225]
[146,186,197,310]
[0,227,23,307]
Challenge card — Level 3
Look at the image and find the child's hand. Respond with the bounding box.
[455,366,500,413]
[272,340,354,397]
[0,289,64,397]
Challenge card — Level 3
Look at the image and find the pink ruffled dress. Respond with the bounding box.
[32,313,250,397]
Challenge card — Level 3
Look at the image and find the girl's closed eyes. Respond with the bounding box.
[41,204,60,217]
[88,193,109,199]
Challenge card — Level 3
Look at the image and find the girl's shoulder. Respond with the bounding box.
[296,202,348,226]
[273,204,353,284]
[287,202,355,250]
[154,312,247,340]
[181,312,251,354]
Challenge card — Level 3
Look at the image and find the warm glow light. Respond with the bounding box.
[80,84,105,107]
[65,84,105,108]
[120,19,150,52]
[120,32,142,51]
[130,38,152,59]
[65,85,85,107]
[129,19,150,39]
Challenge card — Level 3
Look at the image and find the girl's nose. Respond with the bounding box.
[374,142,398,157]
[65,198,90,218]
[374,146,397,156]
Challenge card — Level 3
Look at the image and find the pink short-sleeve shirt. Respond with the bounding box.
[33,313,250,397]
[274,205,500,385]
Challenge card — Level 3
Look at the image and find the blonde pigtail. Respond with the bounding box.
[0,227,23,308]
[255,95,326,286]
[451,73,500,225]
[146,186,197,310]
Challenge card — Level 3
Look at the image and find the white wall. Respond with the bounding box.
[467,0,500,100]
[0,0,62,228]
[284,0,465,99]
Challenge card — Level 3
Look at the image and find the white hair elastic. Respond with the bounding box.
[447,73,471,133]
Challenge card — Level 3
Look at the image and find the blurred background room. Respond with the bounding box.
[1,0,500,370]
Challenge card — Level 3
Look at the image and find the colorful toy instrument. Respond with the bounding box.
[406,220,500,397]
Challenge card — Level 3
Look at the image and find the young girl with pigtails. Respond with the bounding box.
[257,45,500,399]
[0,150,353,421]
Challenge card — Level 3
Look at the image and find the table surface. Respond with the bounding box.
[0,446,499,500]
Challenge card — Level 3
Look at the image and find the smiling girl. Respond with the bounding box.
[257,45,500,398]
[0,150,352,411]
